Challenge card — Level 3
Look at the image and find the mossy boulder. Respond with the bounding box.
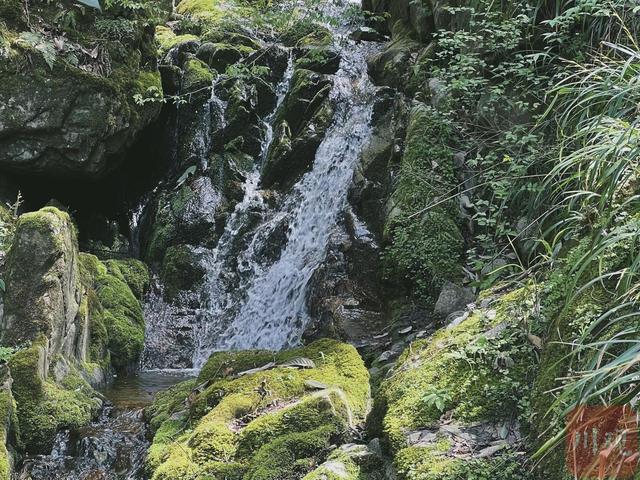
[374,287,540,479]
[261,68,335,190]
[0,0,164,178]
[80,254,149,372]
[8,338,101,453]
[146,339,370,480]
[182,57,215,92]
[1,207,83,357]
[156,25,200,56]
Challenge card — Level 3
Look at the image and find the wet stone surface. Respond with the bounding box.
[17,371,194,480]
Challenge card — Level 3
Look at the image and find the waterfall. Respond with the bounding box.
[191,4,380,366]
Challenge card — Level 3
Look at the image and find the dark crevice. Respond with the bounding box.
[9,104,175,252]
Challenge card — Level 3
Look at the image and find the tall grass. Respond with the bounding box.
[533,20,640,459]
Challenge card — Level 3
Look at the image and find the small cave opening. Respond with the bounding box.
[13,107,176,257]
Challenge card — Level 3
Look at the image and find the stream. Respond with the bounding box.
[18,371,194,480]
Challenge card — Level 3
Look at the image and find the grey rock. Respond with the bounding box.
[434,281,475,318]
[349,27,388,42]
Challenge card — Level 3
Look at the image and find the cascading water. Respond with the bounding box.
[191,2,381,366]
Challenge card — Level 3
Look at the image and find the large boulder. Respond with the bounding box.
[1,207,83,356]
[0,0,163,178]
[145,339,370,480]
[0,207,149,453]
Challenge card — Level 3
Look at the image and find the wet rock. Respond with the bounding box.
[305,210,386,349]
[142,174,227,264]
[196,42,249,72]
[350,27,388,42]
[433,281,475,318]
[246,46,290,82]
[261,68,335,190]
[350,88,406,237]
[295,47,342,74]
[221,76,265,156]
[141,286,200,369]
[161,245,207,301]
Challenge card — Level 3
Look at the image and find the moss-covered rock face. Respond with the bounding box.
[382,103,464,304]
[261,68,335,190]
[8,338,101,453]
[0,0,165,178]
[0,207,148,457]
[80,254,149,372]
[1,207,83,355]
[145,339,370,480]
[374,287,540,479]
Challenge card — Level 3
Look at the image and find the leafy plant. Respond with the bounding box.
[422,387,452,412]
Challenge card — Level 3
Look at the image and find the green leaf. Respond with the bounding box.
[176,166,197,188]
[0,278,5,292]
[76,0,102,10]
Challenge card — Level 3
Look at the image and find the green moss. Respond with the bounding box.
[245,426,335,480]
[155,26,200,55]
[236,391,349,458]
[9,339,98,453]
[79,253,108,287]
[80,254,147,371]
[374,287,539,476]
[176,0,225,21]
[183,58,214,91]
[0,389,16,480]
[147,339,369,479]
[383,104,464,302]
[105,258,150,300]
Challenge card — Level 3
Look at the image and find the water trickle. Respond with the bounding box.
[190,78,227,171]
[260,51,294,164]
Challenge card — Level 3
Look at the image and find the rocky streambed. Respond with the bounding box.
[18,371,194,480]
